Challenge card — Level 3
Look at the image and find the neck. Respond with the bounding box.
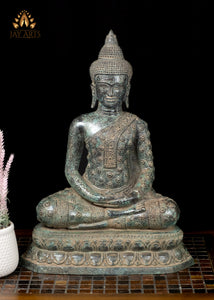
[97,102,123,116]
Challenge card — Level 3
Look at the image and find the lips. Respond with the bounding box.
[105,97,118,102]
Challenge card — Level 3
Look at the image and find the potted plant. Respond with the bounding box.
[0,129,19,277]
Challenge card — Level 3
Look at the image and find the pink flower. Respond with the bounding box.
[0,130,14,222]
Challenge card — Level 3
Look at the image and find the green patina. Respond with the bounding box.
[22,30,193,274]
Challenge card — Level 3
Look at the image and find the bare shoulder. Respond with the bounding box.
[69,112,96,133]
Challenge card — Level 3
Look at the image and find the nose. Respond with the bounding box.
[107,86,114,97]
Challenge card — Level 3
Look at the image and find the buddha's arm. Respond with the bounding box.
[133,119,155,195]
[65,119,106,203]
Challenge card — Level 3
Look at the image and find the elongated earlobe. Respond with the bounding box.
[124,83,131,109]
[91,83,98,109]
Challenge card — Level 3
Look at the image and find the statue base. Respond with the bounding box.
[22,224,194,275]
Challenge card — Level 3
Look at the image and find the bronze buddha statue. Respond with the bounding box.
[22,30,193,274]
[36,30,179,230]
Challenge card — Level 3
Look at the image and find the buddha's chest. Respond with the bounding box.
[85,119,137,169]
[83,114,139,189]
[84,129,139,189]
[86,129,136,153]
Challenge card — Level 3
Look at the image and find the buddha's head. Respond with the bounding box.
[90,30,133,109]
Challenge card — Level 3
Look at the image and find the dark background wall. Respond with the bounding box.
[1,0,212,231]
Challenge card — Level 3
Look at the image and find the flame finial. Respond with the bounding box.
[105,30,118,45]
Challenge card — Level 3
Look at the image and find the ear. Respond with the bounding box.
[124,83,131,109]
[91,83,98,109]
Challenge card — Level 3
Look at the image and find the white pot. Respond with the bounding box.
[0,222,19,277]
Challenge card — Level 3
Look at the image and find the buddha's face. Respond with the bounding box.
[95,74,127,108]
